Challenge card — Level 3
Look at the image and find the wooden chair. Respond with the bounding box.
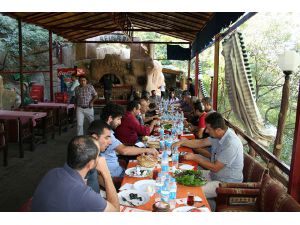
[216,174,300,212]
[0,119,8,166]
[18,118,35,157]
[56,107,69,135]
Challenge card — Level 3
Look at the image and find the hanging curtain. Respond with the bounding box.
[222,31,275,145]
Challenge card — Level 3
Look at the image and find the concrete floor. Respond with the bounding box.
[0,125,77,212]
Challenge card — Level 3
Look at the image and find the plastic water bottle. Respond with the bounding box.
[165,139,172,156]
[159,140,165,152]
[161,181,170,204]
[172,147,179,169]
[160,128,164,140]
[155,173,163,202]
[169,178,177,209]
[161,150,169,174]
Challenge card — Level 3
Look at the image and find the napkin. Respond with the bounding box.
[199,207,210,212]
[179,164,194,170]
[135,142,146,148]
[119,183,133,191]
[120,206,151,212]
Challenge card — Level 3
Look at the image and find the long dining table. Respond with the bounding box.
[119,143,211,212]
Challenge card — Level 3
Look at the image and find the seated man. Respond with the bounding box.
[172,112,243,199]
[115,100,159,145]
[201,96,215,114]
[180,91,193,114]
[137,97,159,125]
[87,104,158,190]
[185,101,207,139]
[31,135,119,212]
[149,89,161,106]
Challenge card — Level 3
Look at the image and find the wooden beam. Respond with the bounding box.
[18,18,24,107]
[273,72,291,158]
[288,82,300,203]
[49,26,200,32]
[195,54,199,97]
[212,34,220,110]
[69,40,190,44]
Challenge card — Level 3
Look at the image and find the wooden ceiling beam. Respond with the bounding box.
[39,12,88,25]
[24,13,66,23]
[131,20,195,40]
[58,22,118,36]
[178,12,213,22]
[129,15,178,30]
[130,13,201,30]
[49,26,200,32]
[154,12,206,28]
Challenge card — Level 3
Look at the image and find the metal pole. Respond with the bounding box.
[18,18,24,106]
[49,30,53,101]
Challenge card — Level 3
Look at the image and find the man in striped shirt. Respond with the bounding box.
[75,76,98,135]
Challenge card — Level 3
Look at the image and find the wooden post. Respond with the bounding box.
[187,59,191,90]
[288,82,300,203]
[213,34,220,111]
[49,30,53,102]
[18,18,24,106]
[273,72,291,158]
[195,54,199,97]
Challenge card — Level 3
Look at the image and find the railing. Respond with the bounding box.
[225,119,290,176]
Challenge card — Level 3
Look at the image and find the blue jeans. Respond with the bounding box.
[86,169,100,193]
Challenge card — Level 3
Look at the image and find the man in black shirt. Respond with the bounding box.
[188,78,195,96]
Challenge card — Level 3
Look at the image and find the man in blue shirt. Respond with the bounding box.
[172,112,244,198]
[87,103,158,192]
[31,135,119,212]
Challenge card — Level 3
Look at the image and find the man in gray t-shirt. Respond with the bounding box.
[172,112,244,198]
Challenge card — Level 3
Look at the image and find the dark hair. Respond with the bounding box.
[205,112,227,130]
[194,101,204,113]
[87,119,111,136]
[79,76,88,81]
[188,78,193,81]
[67,135,99,170]
[140,96,149,102]
[202,97,212,105]
[100,103,125,122]
[127,100,140,111]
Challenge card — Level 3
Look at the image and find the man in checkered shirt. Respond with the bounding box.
[75,76,98,135]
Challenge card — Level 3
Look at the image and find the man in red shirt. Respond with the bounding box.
[115,101,159,145]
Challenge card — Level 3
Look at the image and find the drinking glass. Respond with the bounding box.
[187,192,195,206]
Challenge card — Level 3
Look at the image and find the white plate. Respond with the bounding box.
[118,189,150,207]
[133,179,156,194]
[172,206,196,212]
[125,167,152,178]
[179,164,194,170]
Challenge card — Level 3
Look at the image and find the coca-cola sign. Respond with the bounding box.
[57,68,76,77]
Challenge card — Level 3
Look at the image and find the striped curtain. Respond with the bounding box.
[222,31,275,145]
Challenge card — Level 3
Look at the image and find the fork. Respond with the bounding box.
[121,196,136,207]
